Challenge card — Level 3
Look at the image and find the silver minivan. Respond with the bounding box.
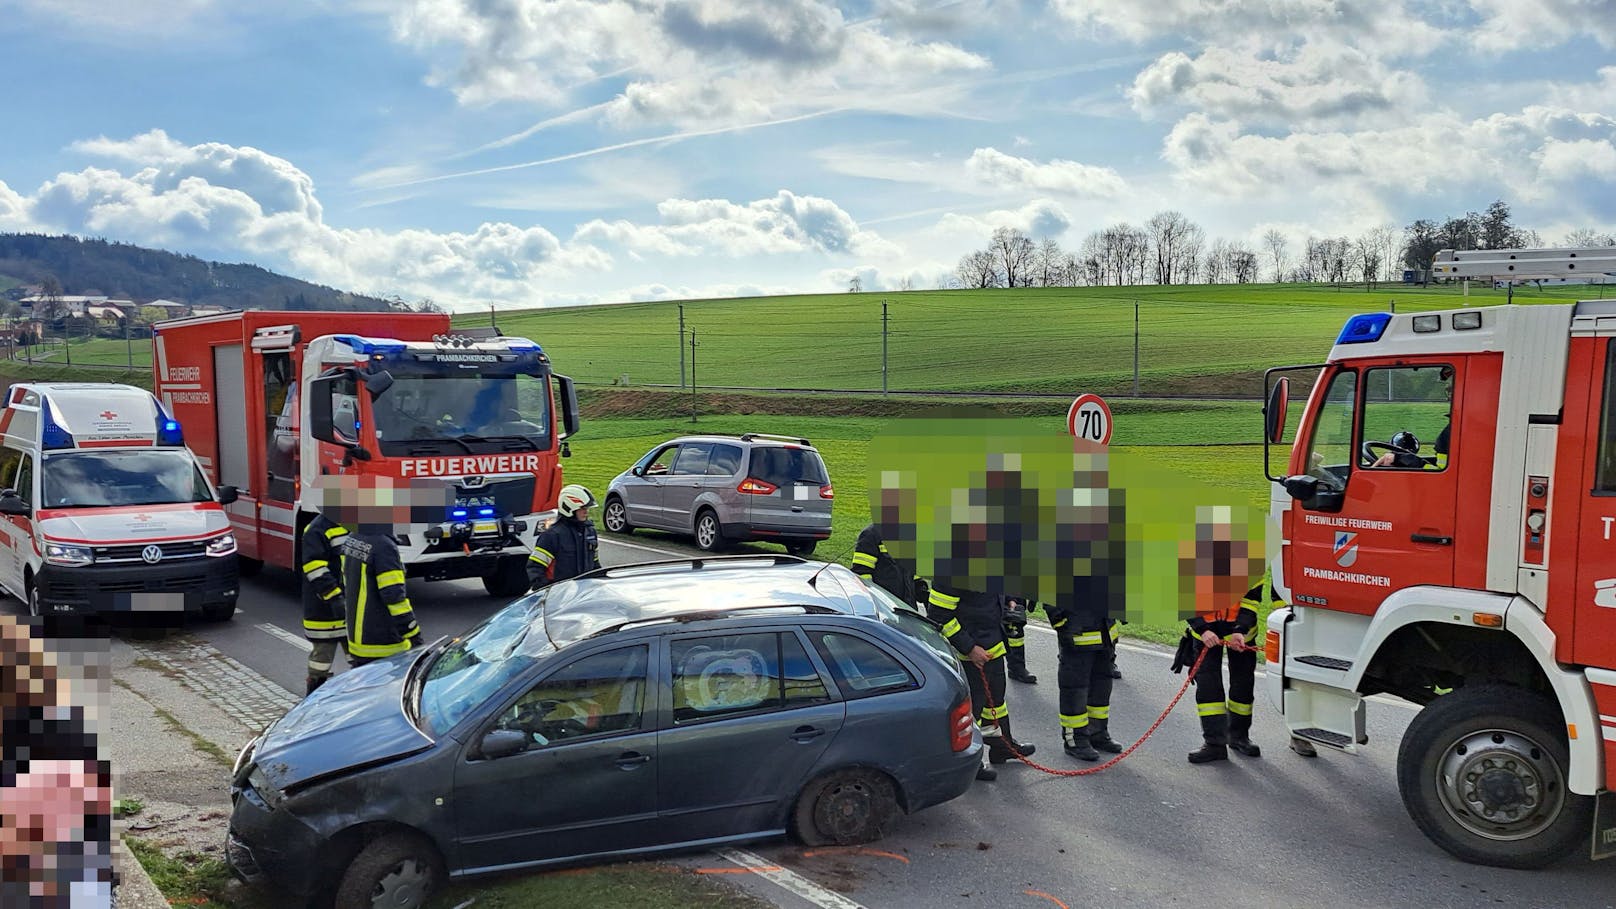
[602,433,833,554]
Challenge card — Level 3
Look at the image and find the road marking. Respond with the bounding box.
[715,848,867,909]
[602,537,698,557]
[257,622,312,653]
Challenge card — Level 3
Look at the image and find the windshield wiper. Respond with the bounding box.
[458,434,539,452]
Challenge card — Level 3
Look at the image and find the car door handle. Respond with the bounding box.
[1411,533,1453,545]
[790,726,824,743]
[791,506,804,512]
[615,751,652,769]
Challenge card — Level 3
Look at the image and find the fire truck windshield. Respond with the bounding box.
[41,450,214,508]
[371,373,552,456]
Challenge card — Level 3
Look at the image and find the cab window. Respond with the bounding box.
[1302,369,1357,487]
[0,447,21,494]
[1359,365,1453,471]
[1595,345,1616,493]
[14,455,33,507]
[493,645,648,748]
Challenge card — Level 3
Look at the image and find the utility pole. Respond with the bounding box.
[490,303,496,329]
[1132,300,1140,397]
[881,300,889,398]
[679,304,687,389]
[689,329,698,423]
[125,318,132,368]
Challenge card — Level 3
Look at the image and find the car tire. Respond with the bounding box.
[26,581,40,618]
[694,509,727,552]
[482,555,530,598]
[200,602,237,622]
[236,557,264,579]
[1396,685,1592,870]
[333,831,444,909]
[603,496,632,534]
[791,768,899,847]
[785,541,817,557]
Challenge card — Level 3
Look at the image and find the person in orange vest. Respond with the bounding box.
[1172,512,1264,764]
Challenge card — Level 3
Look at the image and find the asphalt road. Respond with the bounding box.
[53,533,1616,909]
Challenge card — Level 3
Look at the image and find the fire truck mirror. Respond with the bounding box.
[0,494,29,516]
[1265,378,1289,445]
[557,374,581,440]
[217,485,239,506]
[360,369,395,400]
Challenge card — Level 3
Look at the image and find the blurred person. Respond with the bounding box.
[341,478,422,666]
[1003,597,1037,685]
[299,479,352,696]
[852,484,928,608]
[528,485,602,592]
[1172,511,1264,765]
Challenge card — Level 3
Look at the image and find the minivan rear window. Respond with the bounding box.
[747,446,828,487]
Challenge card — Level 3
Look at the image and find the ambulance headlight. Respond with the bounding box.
[44,543,94,567]
[206,533,237,557]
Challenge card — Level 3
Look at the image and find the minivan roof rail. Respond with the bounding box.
[740,432,812,446]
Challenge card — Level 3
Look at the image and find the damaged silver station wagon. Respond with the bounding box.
[226,556,981,909]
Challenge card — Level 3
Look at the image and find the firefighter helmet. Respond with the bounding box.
[557,484,596,519]
[1390,431,1420,452]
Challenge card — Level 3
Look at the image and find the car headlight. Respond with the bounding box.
[206,533,237,557]
[246,766,283,807]
[44,543,93,567]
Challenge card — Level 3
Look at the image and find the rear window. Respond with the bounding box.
[747,446,828,486]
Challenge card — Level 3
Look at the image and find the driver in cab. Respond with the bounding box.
[1367,366,1452,471]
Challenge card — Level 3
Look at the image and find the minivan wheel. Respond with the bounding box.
[333,831,444,909]
[603,497,632,534]
[791,768,899,847]
[694,509,726,552]
[785,541,817,557]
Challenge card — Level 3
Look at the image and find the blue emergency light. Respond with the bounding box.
[450,508,469,520]
[1337,312,1393,345]
[333,335,409,357]
[477,507,496,517]
[40,415,74,451]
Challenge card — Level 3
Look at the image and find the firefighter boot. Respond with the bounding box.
[990,715,1035,763]
[1009,665,1039,685]
[976,748,998,782]
[1229,712,1261,758]
[977,728,1000,781]
[1190,713,1229,764]
[305,674,329,697]
[1087,717,1123,755]
[1006,640,1037,684]
[1062,727,1100,762]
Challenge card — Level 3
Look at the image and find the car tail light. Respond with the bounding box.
[1264,630,1280,663]
[949,696,973,752]
[738,478,777,495]
[819,484,834,499]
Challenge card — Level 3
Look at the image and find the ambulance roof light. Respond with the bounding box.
[39,404,74,451]
[154,401,185,446]
[1337,312,1393,345]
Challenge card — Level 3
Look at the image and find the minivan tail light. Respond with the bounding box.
[949,696,973,752]
[738,478,777,495]
[819,484,834,499]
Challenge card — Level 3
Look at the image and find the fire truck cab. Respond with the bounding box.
[1262,246,1616,870]
[0,383,240,620]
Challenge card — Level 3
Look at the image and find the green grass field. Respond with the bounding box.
[458,281,1602,396]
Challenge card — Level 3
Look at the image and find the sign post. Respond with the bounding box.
[1067,393,1113,447]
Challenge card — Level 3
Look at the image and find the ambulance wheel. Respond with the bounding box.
[694,509,727,552]
[236,557,264,579]
[791,768,898,846]
[482,556,530,598]
[25,582,40,618]
[602,496,632,534]
[201,602,236,622]
[1397,685,1592,869]
[333,830,443,909]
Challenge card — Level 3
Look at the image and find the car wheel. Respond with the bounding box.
[791,768,899,847]
[1396,685,1592,869]
[482,555,530,598]
[26,581,40,618]
[603,497,632,534]
[333,831,444,909]
[785,541,817,557]
[201,602,237,622]
[694,509,726,552]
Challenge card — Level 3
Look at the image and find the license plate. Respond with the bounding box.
[1595,791,1616,861]
[473,521,499,534]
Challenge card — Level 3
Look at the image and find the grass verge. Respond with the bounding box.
[427,862,775,909]
[124,837,239,909]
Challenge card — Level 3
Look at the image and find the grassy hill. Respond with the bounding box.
[462,281,1602,397]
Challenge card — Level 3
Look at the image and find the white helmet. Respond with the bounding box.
[557,484,596,519]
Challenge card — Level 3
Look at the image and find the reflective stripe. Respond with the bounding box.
[325,526,348,540]
[1228,701,1254,717]
[851,552,878,568]
[353,564,368,646]
[1086,704,1110,720]
[980,704,1008,721]
[1060,713,1090,729]
[376,570,406,589]
[348,639,409,658]
[308,658,333,673]
[984,641,1007,660]
[303,619,345,631]
[877,544,890,554]
[1070,631,1103,646]
[1007,636,1025,648]
[929,590,960,608]
[302,559,329,574]
[388,600,413,617]
[1052,617,1067,628]
[941,619,962,638]
[320,588,342,601]
[1109,621,1120,638]
[530,548,554,565]
[1196,702,1228,717]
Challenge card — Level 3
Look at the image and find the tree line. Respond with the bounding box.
[952,201,1615,290]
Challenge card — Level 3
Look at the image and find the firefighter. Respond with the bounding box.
[1046,597,1120,761]
[928,582,1036,781]
[341,481,422,666]
[528,485,602,591]
[1003,597,1037,684]
[299,487,351,696]
[1175,562,1265,765]
[851,520,927,608]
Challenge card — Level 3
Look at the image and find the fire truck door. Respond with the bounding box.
[1290,363,1460,616]
[1573,338,1616,670]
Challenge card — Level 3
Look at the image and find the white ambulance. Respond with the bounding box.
[0,383,241,620]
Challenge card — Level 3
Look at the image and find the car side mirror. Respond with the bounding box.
[1283,474,1344,512]
[631,465,644,477]
[217,485,239,505]
[0,495,30,516]
[480,728,529,760]
[1265,377,1289,445]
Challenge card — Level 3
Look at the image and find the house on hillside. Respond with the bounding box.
[189,304,231,316]
[19,294,109,317]
[86,303,130,323]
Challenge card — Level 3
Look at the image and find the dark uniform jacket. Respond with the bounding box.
[299,514,349,641]
[851,523,927,606]
[527,517,601,590]
[340,529,421,660]
[926,582,1009,658]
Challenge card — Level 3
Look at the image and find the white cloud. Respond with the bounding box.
[1536,138,1616,182]
[1468,0,1616,51]
[932,198,1074,242]
[618,280,796,303]
[0,180,30,230]
[1049,0,1448,58]
[575,190,898,259]
[965,147,1126,198]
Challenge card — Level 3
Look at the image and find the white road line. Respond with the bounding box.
[714,848,867,909]
[601,537,697,557]
[257,622,312,653]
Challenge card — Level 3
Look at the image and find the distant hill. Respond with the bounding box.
[0,233,392,312]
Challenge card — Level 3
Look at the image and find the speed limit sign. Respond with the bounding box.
[1067,393,1113,446]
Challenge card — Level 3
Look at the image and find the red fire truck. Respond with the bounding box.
[1262,246,1616,869]
[151,311,579,597]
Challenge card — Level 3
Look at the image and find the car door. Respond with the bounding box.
[630,444,681,530]
[452,644,662,873]
[655,629,845,842]
[663,442,712,532]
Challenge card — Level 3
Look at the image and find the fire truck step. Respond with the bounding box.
[1295,655,1354,671]
[1293,728,1352,749]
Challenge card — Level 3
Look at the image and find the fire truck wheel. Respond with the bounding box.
[1397,685,1592,869]
[482,556,530,598]
[236,557,264,578]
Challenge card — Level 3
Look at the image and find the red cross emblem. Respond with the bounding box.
[99,411,117,419]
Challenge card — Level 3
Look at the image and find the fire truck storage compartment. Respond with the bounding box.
[213,344,251,493]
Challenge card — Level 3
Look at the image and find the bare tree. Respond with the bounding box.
[1367,225,1401,283]
[1035,238,1062,287]
[1354,235,1381,287]
[1227,243,1259,283]
[1563,228,1616,247]
[992,227,1037,288]
[35,276,66,323]
[1147,211,1201,285]
[848,275,863,293]
[415,297,446,313]
[956,250,1000,289]
[1203,238,1230,284]
[1263,230,1289,283]
[898,276,914,292]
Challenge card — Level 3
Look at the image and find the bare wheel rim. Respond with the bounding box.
[815,777,877,841]
[697,515,717,548]
[370,857,431,909]
[604,501,627,531]
[1435,727,1566,842]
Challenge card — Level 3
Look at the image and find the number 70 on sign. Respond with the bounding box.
[1067,393,1113,446]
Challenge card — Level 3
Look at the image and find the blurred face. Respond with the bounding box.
[1,758,109,899]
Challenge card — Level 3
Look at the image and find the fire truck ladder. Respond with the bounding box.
[1433,247,1616,303]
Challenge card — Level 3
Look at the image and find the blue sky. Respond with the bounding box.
[1,0,1613,310]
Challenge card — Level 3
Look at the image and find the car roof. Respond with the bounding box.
[664,433,820,450]
[536,556,874,647]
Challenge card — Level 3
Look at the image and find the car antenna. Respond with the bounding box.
[806,540,858,589]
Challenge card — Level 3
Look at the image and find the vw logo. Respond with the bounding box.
[141,545,163,564]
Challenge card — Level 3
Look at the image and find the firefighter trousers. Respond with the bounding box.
[965,652,1009,741]
[1192,642,1256,745]
[307,639,342,687]
[1004,621,1029,676]
[1056,644,1115,736]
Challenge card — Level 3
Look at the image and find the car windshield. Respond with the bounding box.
[41,450,212,508]
[373,373,551,454]
[416,593,556,735]
[863,583,958,667]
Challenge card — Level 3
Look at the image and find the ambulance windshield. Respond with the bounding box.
[371,373,551,456]
[41,450,213,508]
